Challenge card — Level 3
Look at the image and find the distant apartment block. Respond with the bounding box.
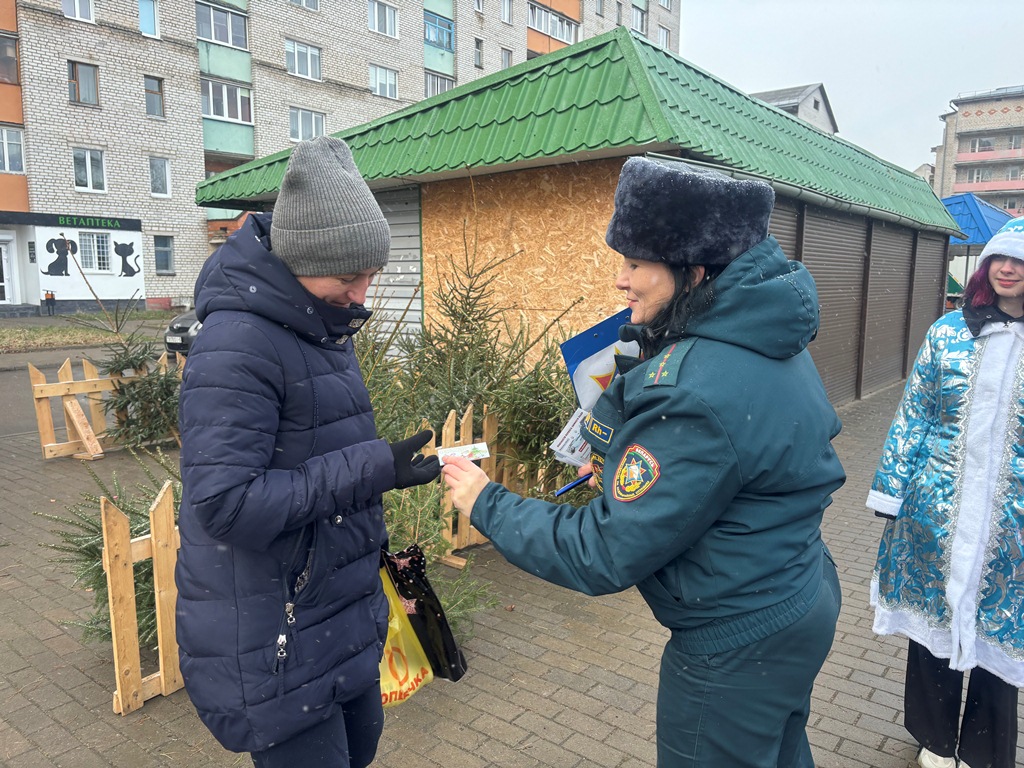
[933,85,1024,219]
[0,0,680,313]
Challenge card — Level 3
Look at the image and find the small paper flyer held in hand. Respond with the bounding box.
[550,408,592,468]
[435,442,490,465]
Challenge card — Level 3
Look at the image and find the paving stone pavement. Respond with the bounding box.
[1,372,1022,768]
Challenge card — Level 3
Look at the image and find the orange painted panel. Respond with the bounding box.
[0,82,23,123]
[526,28,567,56]
[0,172,29,211]
[547,0,580,21]
[0,0,16,32]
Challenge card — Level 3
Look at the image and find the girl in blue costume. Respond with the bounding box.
[443,157,845,767]
[869,216,1024,768]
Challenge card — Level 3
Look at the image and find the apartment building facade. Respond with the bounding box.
[0,0,679,313]
[933,85,1024,219]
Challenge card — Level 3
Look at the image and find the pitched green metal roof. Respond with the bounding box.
[196,27,956,234]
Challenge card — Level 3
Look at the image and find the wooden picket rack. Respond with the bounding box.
[27,353,181,460]
[425,404,564,569]
[101,480,183,715]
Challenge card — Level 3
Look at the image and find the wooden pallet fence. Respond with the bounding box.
[100,480,183,715]
[27,353,181,460]
[425,405,565,569]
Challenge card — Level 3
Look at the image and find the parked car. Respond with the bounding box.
[164,309,201,356]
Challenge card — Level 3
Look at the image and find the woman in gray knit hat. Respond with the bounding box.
[443,157,845,767]
[175,136,440,767]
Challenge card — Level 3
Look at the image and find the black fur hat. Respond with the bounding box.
[605,157,775,267]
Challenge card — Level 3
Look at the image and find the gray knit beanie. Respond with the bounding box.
[271,136,391,276]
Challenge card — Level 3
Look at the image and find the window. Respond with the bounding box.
[369,0,398,36]
[369,64,397,99]
[595,0,603,16]
[0,127,23,173]
[658,0,670,7]
[154,235,174,273]
[424,71,454,98]
[201,78,252,122]
[139,0,159,35]
[0,36,17,84]
[149,156,170,195]
[1006,199,1020,212]
[527,3,578,44]
[630,6,646,34]
[473,38,483,68]
[966,167,992,183]
[289,106,325,140]
[969,136,995,153]
[615,1,622,24]
[144,76,164,117]
[79,232,111,271]
[424,12,454,51]
[657,25,669,48]
[1008,166,1023,182]
[285,40,321,80]
[195,2,247,49]
[473,0,482,11]
[501,0,511,23]
[73,147,105,191]
[62,0,93,21]
[68,61,99,105]
[1011,135,1024,151]
[289,0,319,9]
[500,47,512,68]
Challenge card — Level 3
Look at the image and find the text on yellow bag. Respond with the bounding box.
[379,568,433,707]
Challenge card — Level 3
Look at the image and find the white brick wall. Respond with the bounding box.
[18,0,210,301]
[15,0,683,297]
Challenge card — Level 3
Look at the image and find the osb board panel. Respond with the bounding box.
[421,158,629,344]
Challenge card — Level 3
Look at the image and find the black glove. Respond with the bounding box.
[389,430,441,489]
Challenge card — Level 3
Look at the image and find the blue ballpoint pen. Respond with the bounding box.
[554,473,593,496]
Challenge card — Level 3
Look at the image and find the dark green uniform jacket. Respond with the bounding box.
[471,236,845,654]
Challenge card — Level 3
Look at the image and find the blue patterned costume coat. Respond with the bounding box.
[868,309,1024,686]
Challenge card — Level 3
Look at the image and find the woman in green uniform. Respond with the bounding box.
[442,157,845,768]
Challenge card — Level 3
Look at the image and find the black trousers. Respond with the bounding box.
[250,685,384,768]
[904,640,1019,768]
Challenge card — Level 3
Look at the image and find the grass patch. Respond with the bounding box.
[0,312,174,354]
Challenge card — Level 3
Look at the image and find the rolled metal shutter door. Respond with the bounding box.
[861,222,914,395]
[802,209,868,406]
[769,200,801,260]
[371,186,423,340]
[905,233,947,374]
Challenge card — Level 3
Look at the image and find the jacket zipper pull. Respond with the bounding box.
[273,633,288,674]
[284,602,303,665]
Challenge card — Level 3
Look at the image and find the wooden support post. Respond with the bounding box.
[27,363,56,458]
[148,482,183,696]
[64,398,104,460]
[102,498,144,715]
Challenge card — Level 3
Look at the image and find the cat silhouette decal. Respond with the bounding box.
[115,242,142,277]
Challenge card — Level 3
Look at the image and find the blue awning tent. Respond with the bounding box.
[941,193,1012,245]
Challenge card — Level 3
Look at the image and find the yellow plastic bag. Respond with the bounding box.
[379,567,434,708]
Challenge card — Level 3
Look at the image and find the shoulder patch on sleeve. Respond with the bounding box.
[612,444,661,502]
[643,337,696,388]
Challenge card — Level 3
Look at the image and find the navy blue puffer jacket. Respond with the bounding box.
[174,213,394,753]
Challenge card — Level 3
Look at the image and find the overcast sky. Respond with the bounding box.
[680,1,1018,172]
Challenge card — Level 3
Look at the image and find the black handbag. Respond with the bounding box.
[380,545,468,682]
